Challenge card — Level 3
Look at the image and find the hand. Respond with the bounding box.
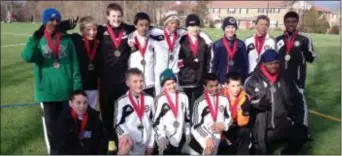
[119,134,132,149]
[204,145,214,155]
[145,148,154,155]
[185,135,191,144]
[211,123,225,133]
[156,137,169,151]
[205,137,216,149]
[59,16,79,32]
[117,143,131,155]
[33,24,45,39]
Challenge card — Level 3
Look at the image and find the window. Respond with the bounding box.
[258,8,265,13]
[240,8,248,14]
[266,8,274,13]
[208,8,212,13]
[214,8,220,13]
[275,8,280,13]
[228,8,236,14]
[218,8,221,13]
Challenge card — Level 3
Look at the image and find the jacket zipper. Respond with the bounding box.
[271,84,275,129]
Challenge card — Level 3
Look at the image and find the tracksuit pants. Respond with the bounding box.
[218,126,251,155]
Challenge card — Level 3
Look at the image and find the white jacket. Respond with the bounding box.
[245,33,276,73]
[153,91,190,147]
[114,92,155,154]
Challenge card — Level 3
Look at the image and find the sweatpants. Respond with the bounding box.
[40,101,66,154]
[218,126,251,155]
[182,86,203,115]
[85,89,98,110]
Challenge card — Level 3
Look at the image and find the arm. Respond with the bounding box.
[69,40,82,90]
[205,44,212,73]
[237,97,251,127]
[152,97,166,141]
[199,31,213,46]
[244,76,271,111]
[191,102,212,148]
[302,35,316,63]
[95,113,109,154]
[210,43,219,73]
[21,36,41,63]
[183,95,191,136]
[114,101,130,137]
[223,99,232,131]
[241,42,249,81]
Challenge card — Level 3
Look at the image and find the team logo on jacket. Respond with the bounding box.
[264,45,270,50]
[144,105,150,112]
[277,40,285,49]
[294,40,300,47]
[81,131,92,139]
[42,45,67,59]
[219,105,225,112]
[126,106,132,112]
[158,35,164,40]
[229,18,236,23]
[248,43,255,50]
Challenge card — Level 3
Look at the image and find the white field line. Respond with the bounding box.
[1,43,26,48]
[1,32,29,48]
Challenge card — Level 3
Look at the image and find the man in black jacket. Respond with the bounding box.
[53,90,108,155]
[244,49,307,155]
[178,14,211,109]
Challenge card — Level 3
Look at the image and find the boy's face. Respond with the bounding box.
[187,25,200,36]
[204,80,219,95]
[163,79,177,93]
[166,20,179,32]
[263,61,280,75]
[284,17,298,33]
[107,10,122,27]
[226,79,242,97]
[82,23,98,40]
[126,74,144,94]
[135,19,150,36]
[69,95,88,115]
[45,19,60,33]
[256,19,269,36]
[224,25,236,38]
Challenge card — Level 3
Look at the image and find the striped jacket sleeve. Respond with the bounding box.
[113,100,130,137]
[152,96,166,140]
[191,99,212,148]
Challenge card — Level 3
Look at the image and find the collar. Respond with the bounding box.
[254,33,269,40]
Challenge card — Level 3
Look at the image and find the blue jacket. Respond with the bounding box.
[211,37,249,84]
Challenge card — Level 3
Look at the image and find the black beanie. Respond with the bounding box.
[221,16,238,30]
[186,14,200,27]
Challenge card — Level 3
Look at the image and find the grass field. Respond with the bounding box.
[1,23,341,154]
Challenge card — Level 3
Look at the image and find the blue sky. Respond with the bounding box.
[313,1,341,10]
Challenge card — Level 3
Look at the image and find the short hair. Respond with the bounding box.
[203,73,218,85]
[225,72,242,84]
[284,11,299,21]
[70,90,87,101]
[134,12,151,25]
[79,16,97,31]
[255,15,270,24]
[125,68,143,80]
[106,3,123,16]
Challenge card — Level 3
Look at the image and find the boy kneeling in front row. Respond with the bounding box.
[53,90,108,155]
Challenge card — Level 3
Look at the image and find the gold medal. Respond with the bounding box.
[53,61,60,69]
[114,50,121,57]
[88,63,95,71]
[285,54,291,61]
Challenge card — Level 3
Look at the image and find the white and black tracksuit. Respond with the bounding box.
[245,33,277,74]
[186,94,232,155]
[128,31,156,96]
[114,92,155,154]
[153,91,191,154]
[149,28,212,95]
[276,32,316,127]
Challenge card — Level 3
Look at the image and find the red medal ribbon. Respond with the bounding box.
[284,31,299,54]
[260,64,279,85]
[226,91,241,119]
[83,37,99,62]
[164,90,179,118]
[128,91,145,121]
[204,92,219,121]
[71,108,88,138]
[107,25,124,50]
[222,36,238,61]
[135,35,149,58]
[163,29,178,53]
[187,34,199,57]
[254,34,266,56]
[44,29,61,60]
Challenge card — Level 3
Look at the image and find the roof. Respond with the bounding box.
[207,1,289,9]
[313,5,332,13]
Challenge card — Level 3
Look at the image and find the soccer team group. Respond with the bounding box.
[21,2,316,155]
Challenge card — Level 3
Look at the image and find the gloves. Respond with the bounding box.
[258,95,272,110]
[59,16,79,32]
[156,137,169,151]
[33,24,46,40]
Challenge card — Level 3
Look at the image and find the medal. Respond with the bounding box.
[254,34,266,60]
[222,36,238,65]
[164,29,178,57]
[135,35,149,64]
[194,58,199,62]
[169,55,174,61]
[141,59,146,66]
[284,31,299,57]
[204,92,219,121]
[114,50,121,57]
[53,61,60,69]
[128,91,145,121]
[137,123,144,130]
[88,63,94,71]
[285,54,291,61]
[256,57,261,62]
[107,25,124,57]
[173,121,180,128]
[187,34,199,58]
[164,90,179,121]
[270,85,276,93]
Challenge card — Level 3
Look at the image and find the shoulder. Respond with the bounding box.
[58,108,72,122]
[149,33,165,41]
[155,92,165,101]
[298,32,312,41]
[180,35,188,42]
[275,34,285,41]
[149,27,163,36]
[123,23,135,31]
[117,94,128,103]
[88,108,100,118]
[144,94,154,101]
[237,38,246,46]
[213,38,223,46]
[267,35,276,43]
[179,91,188,99]
[244,35,254,43]
[194,94,205,105]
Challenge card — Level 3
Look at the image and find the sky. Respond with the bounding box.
[313,1,341,11]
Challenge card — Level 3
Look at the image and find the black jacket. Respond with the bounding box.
[70,33,99,90]
[96,23,135,92]
[276,32,315,89]
[53,108,108,155]
[178,35,210,87]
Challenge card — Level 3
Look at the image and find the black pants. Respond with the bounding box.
[183,87,203,115]
[218,126,251,155]
[99,83,128,152]
[40,101,66,154]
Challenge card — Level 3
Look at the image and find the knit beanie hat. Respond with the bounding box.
[222,16,238,30]
[163,11,179,26]
[261,49,279,62]
[186,14,201,27]
[42,8,62,25]
[160,69,177,86]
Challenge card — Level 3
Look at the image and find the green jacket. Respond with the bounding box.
[21,33,82,102]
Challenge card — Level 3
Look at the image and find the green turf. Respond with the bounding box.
[1,23,341,154]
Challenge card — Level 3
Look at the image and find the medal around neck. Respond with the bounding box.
[229,60,234,66]
[285,54,291,61]
[270,85,276,93]
[141,59,146,66]
[114,50,121,57]
[173,121,180,128]
[88,63,95,71]
[169,55,174,61]
[53,61,60,69]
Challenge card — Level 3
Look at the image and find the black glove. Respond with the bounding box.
[241,99,251,116]
[59,16,79,32]
[258,95,272,110]
[33,24,45,39]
